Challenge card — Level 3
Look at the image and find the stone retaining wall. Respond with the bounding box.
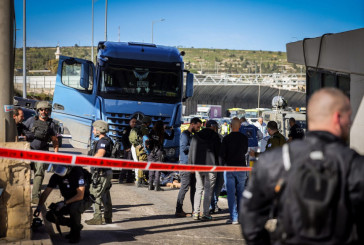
[0,142,31,241]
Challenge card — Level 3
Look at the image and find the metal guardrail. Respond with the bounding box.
[194,73,306,91]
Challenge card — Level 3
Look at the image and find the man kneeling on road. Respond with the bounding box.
[34,165,93,243]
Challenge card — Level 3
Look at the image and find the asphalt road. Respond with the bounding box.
[42,139,246,245]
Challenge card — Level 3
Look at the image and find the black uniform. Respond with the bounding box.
[240,131,364,245]
[120,126,134,183]
[288,123,305,140]
[16,122,27,137]
[46,167,92,240]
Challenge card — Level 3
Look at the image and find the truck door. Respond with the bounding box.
[52,56,96,149]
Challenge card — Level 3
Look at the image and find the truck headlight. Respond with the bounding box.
[165,148,176,157]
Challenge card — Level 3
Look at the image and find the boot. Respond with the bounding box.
[85,217,103,225]
[148,182,154,190]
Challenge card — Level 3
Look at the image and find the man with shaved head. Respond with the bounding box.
[240,88,364,244]
[221,117,248,224]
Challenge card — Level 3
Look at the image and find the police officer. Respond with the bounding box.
[23,101,59,204]
[85,120,113,225]
[240,88,364,244]
[287,117,305,142]
[34,165,93,243]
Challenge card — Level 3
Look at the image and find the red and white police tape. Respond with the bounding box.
[0,147,252,172]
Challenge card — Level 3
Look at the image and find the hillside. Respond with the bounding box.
[14,45,304,75]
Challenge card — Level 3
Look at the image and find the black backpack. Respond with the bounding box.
[273,142,356,244]
[88,136,122,159]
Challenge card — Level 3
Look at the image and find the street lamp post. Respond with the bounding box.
[91,0,94,63]
[105,0,108,41]
[23,0,26,98]
[151,18,165,43]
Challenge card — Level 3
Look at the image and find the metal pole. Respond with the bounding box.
[105,0,107,41]
[22,0,26,98]
[151,21,154,43]
[0,0,16,142]
[91,0,94,63]
[257,84,260,109]
[151,18,164,44]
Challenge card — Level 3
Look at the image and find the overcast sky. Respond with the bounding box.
[14,0,364,51]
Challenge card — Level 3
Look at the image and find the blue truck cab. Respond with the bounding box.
[52,41,193,162]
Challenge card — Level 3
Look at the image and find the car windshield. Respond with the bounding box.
[99,64,182,103]
[245,111,258,118]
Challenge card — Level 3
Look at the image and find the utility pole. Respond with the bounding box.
[105,0,108,41]
[91,0,94,63]
[23,0,27,98]
[0,0,16,142]
[118,26,120,42]
[151,18,165,43]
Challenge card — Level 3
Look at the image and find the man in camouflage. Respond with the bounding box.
[129,116,152,187]
[250,121,286,157]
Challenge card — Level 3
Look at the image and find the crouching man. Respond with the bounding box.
[34,165,93,243]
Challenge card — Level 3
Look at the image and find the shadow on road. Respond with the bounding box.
[83,203,154,214]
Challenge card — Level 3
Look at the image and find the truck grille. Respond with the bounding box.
[105,112,171,141]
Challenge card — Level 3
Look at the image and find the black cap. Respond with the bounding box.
[206,120,218,128]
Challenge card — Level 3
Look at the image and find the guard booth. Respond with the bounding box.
[286,28,364,154]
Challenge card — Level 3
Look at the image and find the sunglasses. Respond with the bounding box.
[39,108,50,112]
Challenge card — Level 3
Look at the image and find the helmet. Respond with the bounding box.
[36,101,52,110]
[142,116,152,124]
[92,120,109,134]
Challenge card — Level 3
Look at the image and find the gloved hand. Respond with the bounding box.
[55,201,65,211]
[33,206,41,217]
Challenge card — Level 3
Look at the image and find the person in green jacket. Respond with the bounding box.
[250,120,286,157]
[265,121,286,151]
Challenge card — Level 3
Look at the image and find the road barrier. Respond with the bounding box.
[0,147,252,172]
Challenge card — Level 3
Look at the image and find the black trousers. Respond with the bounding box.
[46,199,92,238]
[148,148,164,185]
[119,150,134,182]
[176,172,196,213]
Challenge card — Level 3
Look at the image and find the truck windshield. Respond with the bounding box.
[99,64,181,103]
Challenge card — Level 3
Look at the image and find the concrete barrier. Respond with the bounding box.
[0,142,32,241]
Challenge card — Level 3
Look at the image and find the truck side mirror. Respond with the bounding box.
[80,63,90,89]
[185,73,194,98]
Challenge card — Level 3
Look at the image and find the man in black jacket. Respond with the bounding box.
[221,117,248,224]
[240,88,364,245]
[189,120,221,221]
